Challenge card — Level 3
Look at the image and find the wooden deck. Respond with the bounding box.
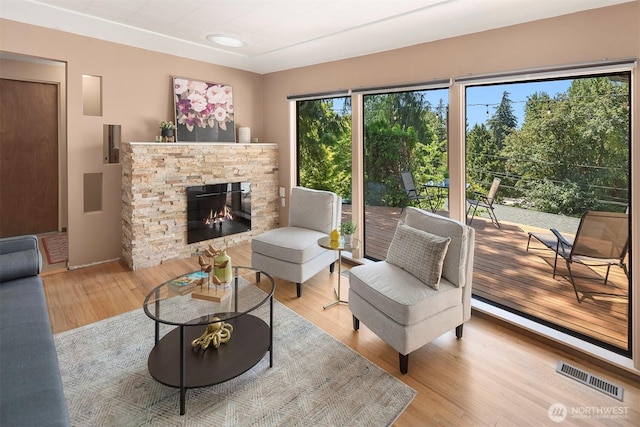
[347,205,629,351]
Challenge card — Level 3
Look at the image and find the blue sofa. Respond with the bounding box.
[0,235,70,426]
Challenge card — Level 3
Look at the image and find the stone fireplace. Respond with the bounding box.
[121,142,278,270]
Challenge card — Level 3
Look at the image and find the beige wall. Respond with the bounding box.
[0,19,265,267]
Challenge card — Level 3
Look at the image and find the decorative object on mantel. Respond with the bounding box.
[159,121,176,142]
[173,77,236,143]
[340,221,357,245]
[191,317,234,350]
[192,244,232,302]
[238,127,251,143]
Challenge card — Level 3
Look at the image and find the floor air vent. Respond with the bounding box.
[556,361,624,401]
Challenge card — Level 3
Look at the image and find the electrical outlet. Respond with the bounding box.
[280,197,286,207]
[279,187,285,197]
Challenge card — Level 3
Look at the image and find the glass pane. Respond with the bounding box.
[363,89,449,260]
[296,96,352,222]
[465,73,631,354]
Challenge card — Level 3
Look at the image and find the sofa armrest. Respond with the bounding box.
[0,235,42,282]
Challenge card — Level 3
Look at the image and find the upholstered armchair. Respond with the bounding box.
[252,186,341,297]
[349,207,475,374]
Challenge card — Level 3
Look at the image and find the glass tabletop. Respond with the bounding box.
[143,266,275,326]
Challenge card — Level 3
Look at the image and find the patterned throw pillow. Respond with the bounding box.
[386,221,451,290]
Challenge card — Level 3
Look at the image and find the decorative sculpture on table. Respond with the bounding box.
[192,243,232,302]
[191,317,233,350]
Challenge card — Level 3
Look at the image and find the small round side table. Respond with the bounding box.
[317,236,360,309]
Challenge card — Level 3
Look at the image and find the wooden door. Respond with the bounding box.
[0,79,59,237]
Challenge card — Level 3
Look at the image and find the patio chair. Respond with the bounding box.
[466,177,501,228]
[526,211,629,303]
[400,171,430,213]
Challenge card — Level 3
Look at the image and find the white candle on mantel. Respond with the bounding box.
[238,127,251,144]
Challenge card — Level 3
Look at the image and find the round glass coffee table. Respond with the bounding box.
[143,266,275,415]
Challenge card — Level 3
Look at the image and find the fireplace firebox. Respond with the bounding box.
[186,182,251,244]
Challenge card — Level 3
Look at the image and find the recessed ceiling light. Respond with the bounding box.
[206,34,245,48]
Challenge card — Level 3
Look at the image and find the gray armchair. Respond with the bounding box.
[252,186,341,297]
[349,207,475,374]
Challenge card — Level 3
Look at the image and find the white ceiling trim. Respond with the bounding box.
[0,0,633,74]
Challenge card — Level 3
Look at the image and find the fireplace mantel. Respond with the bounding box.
[121,142,279,270]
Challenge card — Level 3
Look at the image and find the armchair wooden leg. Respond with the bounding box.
[456,324,464,338]
[352,315,360,330]
[329,262,335,274]
[296,282,302,298]
[255,272,261,282]
[399,353,409,374]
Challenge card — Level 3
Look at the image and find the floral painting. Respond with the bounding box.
[173,77,236,142]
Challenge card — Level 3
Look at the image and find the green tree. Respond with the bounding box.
[501,77,629,214]
[465,124,497,192]
[487,91,518,150]
[364,119,418,206]
[297,98,351,198]
[363,90,449,207]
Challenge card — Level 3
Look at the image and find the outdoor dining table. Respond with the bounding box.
[423,180,449,212]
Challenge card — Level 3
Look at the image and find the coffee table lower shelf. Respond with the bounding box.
[148,314,271,414]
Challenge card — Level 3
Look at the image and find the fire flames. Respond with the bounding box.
[204,206,233,227]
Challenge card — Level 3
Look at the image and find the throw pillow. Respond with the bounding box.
[386,221,451,290]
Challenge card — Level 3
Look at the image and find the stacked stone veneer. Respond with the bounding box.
[121,142,279,270]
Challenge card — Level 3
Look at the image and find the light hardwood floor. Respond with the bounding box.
[42,243,639,426]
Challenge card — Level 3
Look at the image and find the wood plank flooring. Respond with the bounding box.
[42,243,639,426]
[355,206,629,351]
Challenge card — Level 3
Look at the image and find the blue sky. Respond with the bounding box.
[420,80,572,129]
[464,80,572,128]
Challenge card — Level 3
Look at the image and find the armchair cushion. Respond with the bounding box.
[251,226,328,264]
[386,221,451,289]
[349,261,461,325]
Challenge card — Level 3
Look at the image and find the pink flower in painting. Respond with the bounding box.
[174,78,189,95]
[206,85,227,104]
[213,106,227,122]
[187,93,208,112]
[188,80,208,94]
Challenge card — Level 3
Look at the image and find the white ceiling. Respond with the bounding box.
[0,0,633,74]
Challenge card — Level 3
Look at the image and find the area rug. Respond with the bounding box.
[42,234,68,264]
[54,281,416,426]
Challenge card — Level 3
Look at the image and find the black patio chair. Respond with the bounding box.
[466,177,501,228]
[526,211,629,303]
[399,171,430,214]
